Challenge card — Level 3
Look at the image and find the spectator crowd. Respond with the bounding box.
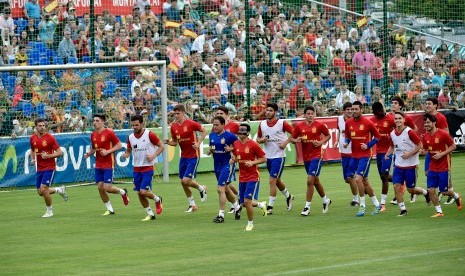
[0,0,465,137]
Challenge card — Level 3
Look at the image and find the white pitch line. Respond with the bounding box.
[264,247,465,276]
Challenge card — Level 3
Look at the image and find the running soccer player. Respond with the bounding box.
[231,123,267,231]
[164,104,208,212]
[421,113,462,217]
[122,115,164,221]
[291,106,332,217]
[371,102,395,211]
[214,106,240,214]
[385,111,430,217]
[208,116,239,223]
[257,103,295,215]
[335,102,359,206]
[423,97,454,204]
[389,96,417,205]
[30,118,67,218]
[343,101,382,217]
[84,114,129,216]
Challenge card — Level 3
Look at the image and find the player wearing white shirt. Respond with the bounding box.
[257,103,295,215]
[122,115,165,221]
[385,111,430,216]
[334,102,359,206]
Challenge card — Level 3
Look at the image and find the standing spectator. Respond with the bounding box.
[0,7,14,33]
[336,31,350,53]
[360,22,379,44]
[352,41,375,95]
[38,13,56,48]
[30,118,67,218]
[74,30,89,61]
[371,50,385,90]
[227,58,244,85]
[58,31,77,63]
[389,46,407,92]
[23,0,41,22]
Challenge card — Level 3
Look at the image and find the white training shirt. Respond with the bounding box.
[390,126,420,168]
[260,119,287,159]
[337,115,352,155]
[128,129,158,167]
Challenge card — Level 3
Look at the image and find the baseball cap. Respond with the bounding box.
[13,119,20,125]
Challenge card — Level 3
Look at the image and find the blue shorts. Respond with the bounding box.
[267,157,286,179]
[304,158,323,176]
[215,163,234,186]
[341,156,352,180]
[239,181,260,203]
[133,171,154,191]
[95,168,113,184]
[36,170,55,189]
[376,153,393,175]
[392,166,417,188]
[424,152,431,172]
[427,171,449,192]
[179,157,199,179]
[349,157,371,178]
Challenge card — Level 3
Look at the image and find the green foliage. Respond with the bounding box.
[1,155,465,275]
[395,0,465,21]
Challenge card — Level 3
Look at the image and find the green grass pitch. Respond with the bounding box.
[1,154,464,275]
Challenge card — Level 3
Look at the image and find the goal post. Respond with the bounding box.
[0,60,170,189]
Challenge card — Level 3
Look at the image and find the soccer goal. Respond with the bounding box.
[0,61,169,189]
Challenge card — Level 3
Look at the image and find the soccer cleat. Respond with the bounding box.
[41,211,53,218]
[322,199,332,214]
[372,205,381,215]
[102,210,115,216]
[155,197,163,215]
[456,194,463,211]
[301,207,310,216]
[266,206,273,215]
[350,200,359,207]
[142,215,156,221]
[260,201,268,217]
[431,212,444,218]
[397,210,408,217]
[213,215,224,223]
[185,205,199,213]
[245,224,254,231]
[228,207,235,214]
[200,186,207,202]
[121,188,129,205]
[444,196,455,205]
[390,197,398,205]
[424,193,431,206]
[410,194,417,203]
[379,204,386,212]
[235,205,242,220]
[356,206,366,217]
[286,194,295,211]
[60,186,68,201]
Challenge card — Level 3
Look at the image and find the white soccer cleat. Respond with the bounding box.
[60,185,68,201]
[42,211,53,218]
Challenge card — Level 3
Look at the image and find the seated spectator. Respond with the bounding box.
[228,58,244,85]
[201,77,221,106]
[74,30,90,61]
[0,7,14,33]
[14,45,28,66]
[99,37,116,63]
[354,85,367,104]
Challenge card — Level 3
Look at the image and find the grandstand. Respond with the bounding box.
[0,0,464,137]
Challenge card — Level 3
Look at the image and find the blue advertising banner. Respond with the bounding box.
[0,130,134,188]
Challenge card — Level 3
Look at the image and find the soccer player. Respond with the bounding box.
[291,106,332,216]
[257,103,295,215]
[421,113,462,217]
[423,97,454,204]
[389,96,417,205]
[343,101,382,217]
[215,106,240,214]
[30,118,67,218]
[208,116,239,223]
[84,114,129,216]
[231,123,267,231]
[164,104,208,212]
[371,102,395,211]
[122,115,164,221]
[335,102,359,206]
[385,111,430,217]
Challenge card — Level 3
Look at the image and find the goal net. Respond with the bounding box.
[0,61,168,189]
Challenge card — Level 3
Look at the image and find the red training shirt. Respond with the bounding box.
[232,139,265,182]
[292,120,329,162]
[91,128,120,169]
[345,116,380,158]
[170,119,203,158]
[30,133,60,172]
